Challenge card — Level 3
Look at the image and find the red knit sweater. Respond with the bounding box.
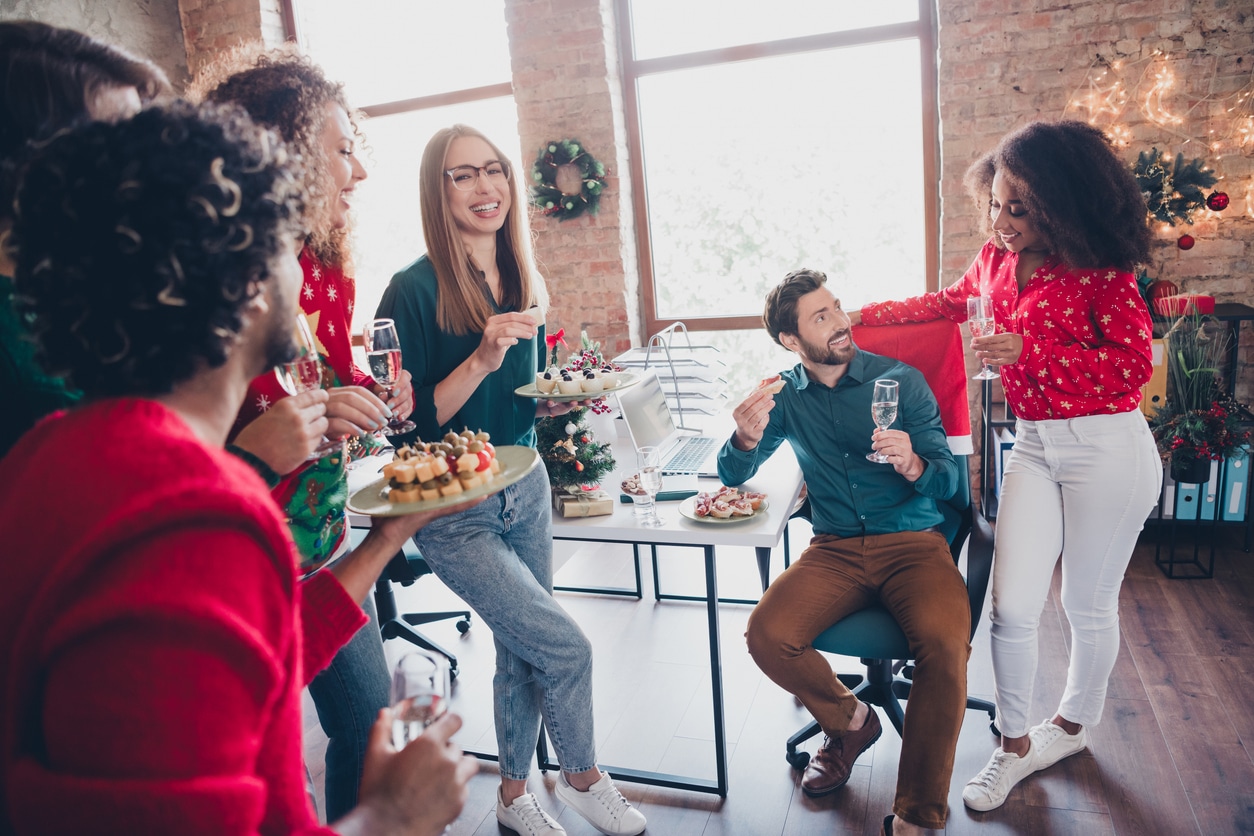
[0,399,365,835]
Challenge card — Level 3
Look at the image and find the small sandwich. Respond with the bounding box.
[757,375,786,396]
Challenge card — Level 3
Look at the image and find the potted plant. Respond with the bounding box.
[1149,312,1251,483]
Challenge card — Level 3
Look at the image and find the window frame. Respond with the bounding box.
[614,0,941,336]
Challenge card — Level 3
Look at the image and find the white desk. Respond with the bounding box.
[547,436,804,797]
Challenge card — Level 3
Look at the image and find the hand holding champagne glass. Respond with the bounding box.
[391,650,451,749]
[363,317,417,435]
[967,295,998,380]
[274,315,342,460]
[867,378,899,463]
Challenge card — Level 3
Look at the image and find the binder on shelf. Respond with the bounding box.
[1160,466,1175,520]
[1197,460,1221,521]
[1175,478,1203,520]
[1140,338,1168,418]
[1222,447,1249,522]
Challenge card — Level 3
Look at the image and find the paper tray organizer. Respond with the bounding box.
[613,322,729,428]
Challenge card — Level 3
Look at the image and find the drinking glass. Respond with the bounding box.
[362,317,417,435]
[866,378,900,463]
[274,315,342,460]
[390,650,451,749]
[967,295,999,380]
[636,446,665,527]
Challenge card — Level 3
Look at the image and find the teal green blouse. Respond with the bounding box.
[375,256,543,448]
[1,274,80,458]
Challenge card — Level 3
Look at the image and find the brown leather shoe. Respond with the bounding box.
[801,705,883,796]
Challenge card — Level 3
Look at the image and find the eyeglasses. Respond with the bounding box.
[444,160,511,191]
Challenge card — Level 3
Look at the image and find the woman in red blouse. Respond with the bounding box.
[855,121,1161,813]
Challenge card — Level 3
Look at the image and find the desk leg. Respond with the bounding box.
[704,544,729,796]
[755,545,772,593]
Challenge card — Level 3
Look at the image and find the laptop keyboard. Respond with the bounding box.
[663,436,718,473]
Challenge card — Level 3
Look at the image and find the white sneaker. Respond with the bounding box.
[496,789,567,836]
[1029,719,1089,770]
[555,772,647,835]
[962,747,1037,811]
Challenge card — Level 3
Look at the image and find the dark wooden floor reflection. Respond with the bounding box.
[303,521,1254,835]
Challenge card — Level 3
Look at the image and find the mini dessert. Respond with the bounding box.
[579,368,603,394]
[599,365,620,389]
[692,485,767,518]
[557,371,582,395]
[536,368,558,394]
[758,376,786,396]
[385,429,498,504]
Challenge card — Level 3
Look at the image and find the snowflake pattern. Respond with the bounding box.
[303,283,314,300]
[327,284,338,302]
[256,393,271,412]
[859,240,1153,420]
[327,321,336,337]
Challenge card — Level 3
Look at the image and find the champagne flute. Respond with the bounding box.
[390,650,451,749]
[274,315,342,460]
[636,445,665,527]
[968,295,999,381]
[866,378,900,463]
[363,317,417,435]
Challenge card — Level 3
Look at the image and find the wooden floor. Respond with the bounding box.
[303,520,1254,835]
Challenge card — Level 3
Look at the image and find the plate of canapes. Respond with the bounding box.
[347,429,540,517]
[514,368,639,402]
[678,485,769,524]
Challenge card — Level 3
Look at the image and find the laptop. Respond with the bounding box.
[617,372,724,480]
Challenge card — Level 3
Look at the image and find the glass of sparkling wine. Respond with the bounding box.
[362,317,416,435]
[636,445,665,527]
[390,650,451,749]
[867,379,900,463]
[274,315,341,460]
[967,295,999,380]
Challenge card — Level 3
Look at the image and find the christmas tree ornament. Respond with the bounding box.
[566,422,577,435]
[575,461,584,472]
[1177,233,1195,250]
[1206,191,1229,211]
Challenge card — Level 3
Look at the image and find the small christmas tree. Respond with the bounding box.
[537,407,615,489]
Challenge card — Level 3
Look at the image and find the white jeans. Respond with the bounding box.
[990,410,1161,737]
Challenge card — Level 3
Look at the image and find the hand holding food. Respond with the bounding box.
[731,375,782,450]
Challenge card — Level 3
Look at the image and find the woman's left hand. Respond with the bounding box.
[972,332,1024,367]
[537,397,601,418]
[373,369,414,420]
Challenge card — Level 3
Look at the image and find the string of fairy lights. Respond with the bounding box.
[1062,50,1254,240]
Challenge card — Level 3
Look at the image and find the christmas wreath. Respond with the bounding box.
[1132,148,1217,227]
[529,139,607,221]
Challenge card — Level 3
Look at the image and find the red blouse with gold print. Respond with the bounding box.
[860,239,1153,421]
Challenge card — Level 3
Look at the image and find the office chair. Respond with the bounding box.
[353,527,472,679]
[784,458,997,769]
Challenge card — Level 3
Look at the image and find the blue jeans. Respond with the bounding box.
[414,462,597,781]
[308,594,391,821]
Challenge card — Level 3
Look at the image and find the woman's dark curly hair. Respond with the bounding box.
[11,101,306,397]
[964,120,1151,272]
[191,45,357,269]
[0,20,170,225]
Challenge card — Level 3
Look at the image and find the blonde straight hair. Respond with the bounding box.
[419,124,547,336]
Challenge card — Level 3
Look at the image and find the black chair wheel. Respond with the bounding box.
[785,750,811,770]
[456,618,471,634]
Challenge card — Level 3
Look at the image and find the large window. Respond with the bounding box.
[288,0,519,331]
[618,0,940,337]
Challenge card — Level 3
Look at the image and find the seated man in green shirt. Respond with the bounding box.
[719,268,970,836]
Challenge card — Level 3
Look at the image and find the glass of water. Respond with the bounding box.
[390,650,450,749]
[866,378,900,463]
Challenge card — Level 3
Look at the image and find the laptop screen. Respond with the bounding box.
[617,372,677,450]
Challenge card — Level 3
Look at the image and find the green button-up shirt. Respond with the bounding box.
[717,348,958,538]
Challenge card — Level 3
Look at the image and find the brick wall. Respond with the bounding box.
[505,0,639,356]
[177,0,287,80]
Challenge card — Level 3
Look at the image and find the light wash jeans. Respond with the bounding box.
[990,410,1161,737]
[413,462,596,780]
[307,594,390,821]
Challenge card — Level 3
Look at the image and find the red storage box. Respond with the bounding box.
[1153,294,1215,317]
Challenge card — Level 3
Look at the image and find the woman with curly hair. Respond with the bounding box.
[0,100,474,835]
[375,125,647,836]
[193,48,410,821]
[0,19,169,459]
[852,120,1160,820]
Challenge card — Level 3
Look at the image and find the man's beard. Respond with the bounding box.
[799,331,854,366]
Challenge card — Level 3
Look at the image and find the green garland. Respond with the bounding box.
[1132,148,1217,226]
[529,139,607,221]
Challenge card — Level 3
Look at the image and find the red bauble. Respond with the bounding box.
[1148,279,1178,301]
[1178,234,1195,250]
[581,435,589,443]
[1206,191,1229,211]
[575,461,584,472]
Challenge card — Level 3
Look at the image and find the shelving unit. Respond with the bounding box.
[612,321,729,427]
